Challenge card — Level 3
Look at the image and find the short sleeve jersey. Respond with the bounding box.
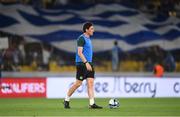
[75,34,93,63]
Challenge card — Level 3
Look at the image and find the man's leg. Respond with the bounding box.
[87,78,102,109]
[66,79,82,100]
[64,79,82,108]
[87,78,95,105]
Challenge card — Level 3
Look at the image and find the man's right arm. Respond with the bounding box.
[77,47,87,63]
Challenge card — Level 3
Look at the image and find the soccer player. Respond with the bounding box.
[64,22,102,109]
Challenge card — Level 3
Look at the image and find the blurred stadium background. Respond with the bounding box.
[0,0,180,116]
[0,0,180,74]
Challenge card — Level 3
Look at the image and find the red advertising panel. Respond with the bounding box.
[0,78,46,98]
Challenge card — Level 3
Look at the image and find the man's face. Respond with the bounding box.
[86,26,94,36]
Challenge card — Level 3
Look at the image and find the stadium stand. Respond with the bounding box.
[0,0,180,73]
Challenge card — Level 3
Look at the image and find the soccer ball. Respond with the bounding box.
[108,98,120,109]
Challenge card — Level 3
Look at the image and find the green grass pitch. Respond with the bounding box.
[0,98,180,116]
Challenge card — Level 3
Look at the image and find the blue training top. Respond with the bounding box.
[75,34,93,63]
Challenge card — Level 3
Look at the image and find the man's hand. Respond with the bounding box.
[85,62,92,71]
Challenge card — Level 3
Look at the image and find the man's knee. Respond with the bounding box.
[87,78,94,87]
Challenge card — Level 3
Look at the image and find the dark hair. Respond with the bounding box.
[114,40,118,45]
[83,22,93,33]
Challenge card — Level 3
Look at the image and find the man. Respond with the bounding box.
[153,63,164,77]
[112,40,119,72]
[164,51,176,72]
[63,22,102,109]
[0,50,10,89]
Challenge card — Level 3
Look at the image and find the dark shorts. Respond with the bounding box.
[76,64,95,81]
